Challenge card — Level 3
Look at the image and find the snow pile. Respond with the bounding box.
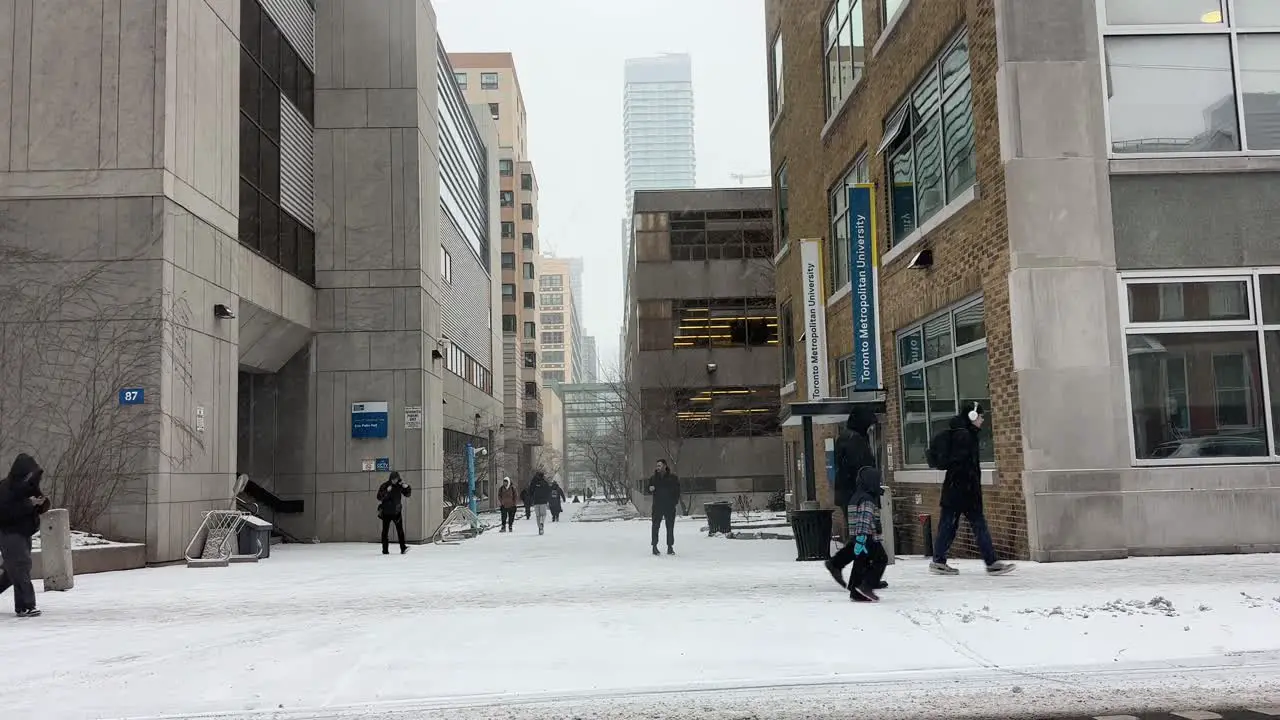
[31,530,119,551]
[573,499,640,522]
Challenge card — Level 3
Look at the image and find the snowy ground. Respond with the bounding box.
[31,529,125,550]
[2,501,1280,719]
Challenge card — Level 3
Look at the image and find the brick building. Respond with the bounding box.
[767,0,1280,561]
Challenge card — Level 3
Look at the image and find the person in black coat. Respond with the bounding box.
[647,459,680,556]
[0,453,51,617]
[376,471,412,555]
[527,471,552,535]
[929,403,1014,576]
[520,486,532,520]
[548,481,566,522]
[825,407,888,591]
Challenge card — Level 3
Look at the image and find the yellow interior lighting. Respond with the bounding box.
[1202,9,1222,22]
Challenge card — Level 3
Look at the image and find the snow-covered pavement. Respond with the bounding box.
[3,502,1280,720]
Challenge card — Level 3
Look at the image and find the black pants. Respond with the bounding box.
[551,508,561,522]
[848,539,888,593]
[524,504,531,519]
[501,507,517,529]
[381,515,407,552]
[651,506,676,548]
[0,532,36,613]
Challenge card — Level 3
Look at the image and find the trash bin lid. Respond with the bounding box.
[242,516,272,529]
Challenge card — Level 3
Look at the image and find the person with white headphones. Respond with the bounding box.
[927,402,1015,576]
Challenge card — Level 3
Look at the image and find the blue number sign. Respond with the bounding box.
[119,388,145,405]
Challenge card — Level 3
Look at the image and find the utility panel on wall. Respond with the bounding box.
[351,402,389,439]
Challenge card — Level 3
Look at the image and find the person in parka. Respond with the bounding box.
[929,403,1014,576]
[548,481,566,522]
[375,471,412,555]
[0,453,52,617]
[498,477,519,532]
[825,407,889,592]
[527,471,552,535]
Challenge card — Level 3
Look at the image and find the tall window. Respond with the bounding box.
[880,32,975,246]
[454,71,467,89]
[775,163,789,246]
[501,221,515,239]
[522,174,534,191]
[523,262,536,280]
[521,203,534,220]
[828,155,870,292]
[824,0,866,118]
[769,32,785,119]
[440,246,452,284]
[524,351,537,368]
[781,301,796,385]
[502,314,517,333]
[1121,271,1280,462]
[673,298,779,349]
[523,291,535,309]
[896,298,990,467]
[500,190,514,208]
[481,72,499,89]
[501,252,515,269]
[488,103,499,120]
[1102,1,1280,154]
[524,322,536,340]
[502,283,516,301]
[499,159,513,177]
[523,232,535,250]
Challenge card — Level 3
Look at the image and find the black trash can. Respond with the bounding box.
[238,516,273,559]
[704,501,733,535]
[790,509,834,561]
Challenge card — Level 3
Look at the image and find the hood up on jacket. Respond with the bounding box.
[6,453,42,486]
[849,466,884,508]
[845,406,878,437]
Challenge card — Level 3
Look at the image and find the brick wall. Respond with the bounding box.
[768,0,1028,560]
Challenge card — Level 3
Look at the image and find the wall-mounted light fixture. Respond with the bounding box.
[431,348,444,361]
[706,362,718,374]
[908,248,933,270]
[213,303,235,320]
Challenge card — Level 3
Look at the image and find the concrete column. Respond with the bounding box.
[39,509,74,591]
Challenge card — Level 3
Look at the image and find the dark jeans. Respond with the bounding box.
[524,504,531,519]
[651,506,676,548]
[849,540,888,592]
[381,514,407,552]
[501,507,517,529]
[933,507,998,566]
[0,532,36,613]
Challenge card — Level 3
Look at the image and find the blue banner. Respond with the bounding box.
[351,402,389,439]
[848,184,880,391]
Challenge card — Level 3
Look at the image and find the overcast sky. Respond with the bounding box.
[433,0,771,374]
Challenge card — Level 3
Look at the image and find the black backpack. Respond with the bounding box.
[926,429,952,470]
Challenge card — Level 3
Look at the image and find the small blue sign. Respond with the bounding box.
[351,402,389,439]
[375,458,390,472]
[848,184,881,391]
[119,388,145,405]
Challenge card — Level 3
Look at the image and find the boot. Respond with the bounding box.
[652,546,660,556]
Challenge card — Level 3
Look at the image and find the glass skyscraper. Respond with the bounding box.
[623,54,696,223]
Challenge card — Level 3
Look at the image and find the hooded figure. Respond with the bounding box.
[826,408,890,595]
[498,477,519,532]
[548,481,566,522]
[375,471,412,555]
[833,406,878,515]
[528,471,552,535]
[929,403,1015,577]
[0,453,51,617]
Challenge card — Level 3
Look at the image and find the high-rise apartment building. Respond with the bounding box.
[623,53,696,255]
[582,337,600,383]
[0,0,505,561]
[451,53,543,486]
[538,256,585,386]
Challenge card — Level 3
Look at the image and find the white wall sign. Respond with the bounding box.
[195,406,206,433]
[361,459,376,472]
[798,239,830,400]
[404,406,423,430]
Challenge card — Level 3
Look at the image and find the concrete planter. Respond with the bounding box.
[31,543,147,580]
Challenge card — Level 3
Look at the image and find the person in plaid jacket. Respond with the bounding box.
[845,467,888,602]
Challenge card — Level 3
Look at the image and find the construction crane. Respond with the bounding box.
[729,171,771,186]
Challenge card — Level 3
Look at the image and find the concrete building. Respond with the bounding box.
[536,383,565,487]
[622,188,783,514]
[582,336,600,383]
[450,52,544,487]
[766,0,1280,561]
[0,0,506,562]
[538,256,585,385]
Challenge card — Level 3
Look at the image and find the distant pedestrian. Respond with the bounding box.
[0,453,51,618]
[527,471,552,535]
[825,407,888,592]
[928,403,1015,576]
[647,459,680,556]
[548,481,566,522]
[521,486,532,520]
[843,468,889,602]
[498,477,519,533]
[376,471,412,555]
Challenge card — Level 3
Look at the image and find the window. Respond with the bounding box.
[673,298,779,349]
[501,252,515,269]
[454,71,467,89]
[661,387,782,439]
[544,371,565,384]
[524,350,537,368]
[440,246,452,284]
[1102,1,1280,153]
[541,312,564,325]
[522,232,535,250]
[502,283,516,301]
[882,33,974,246]
[828,155,870,291]
[896,298,991,467]
[521,203,534,220]
[824,0,866,118]
[780,301,796,385]
[488,102,499,120]
[500,191,514,208]
[501,221,515,239]
[543,350,565,364]
[524,291,535,309]
[541,293,564,307]
[543,331,564,345]
[481,72,499,89]
[525,412,539,429]
[524,322,536,340]
[502,314,517,333]
[1121,271,1280,462]
[541,274,563,289]
[523,262,535,280]
[525,381,538,398]
[668,210,775,261]
[521,174,534,191]
[775,164,789,245]
[884,0,907,23]
[499,159,513,176]
[769,32,785,118]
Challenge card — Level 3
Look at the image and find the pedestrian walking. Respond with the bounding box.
[927,403,1015,576]
[647,459,680,556]
[548,480,566,522]
[498,477,519,532]
[843,467,889,602]
[825,407,889,592]
[521,486,532,520]
[0,453,51,618]
[376,471,412,555]
[527,471,552,535]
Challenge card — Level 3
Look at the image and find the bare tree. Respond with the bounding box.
[0,241,202,533]
[568,419,628,502]
[534,445,565,485]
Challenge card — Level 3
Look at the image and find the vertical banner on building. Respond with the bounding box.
[798,239,830,400]
[848,184,882,391]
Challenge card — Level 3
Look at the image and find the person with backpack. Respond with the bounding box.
[376,471,412,555]
[825,407,889,591]
[927,402,1014,576]
[497,477,519,532]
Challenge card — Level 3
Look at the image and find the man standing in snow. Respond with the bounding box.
[647,459,680,556]
[527,471,552,535]
[929,403,1014,576]
[0,453,51,617]
[376,471,412,555]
